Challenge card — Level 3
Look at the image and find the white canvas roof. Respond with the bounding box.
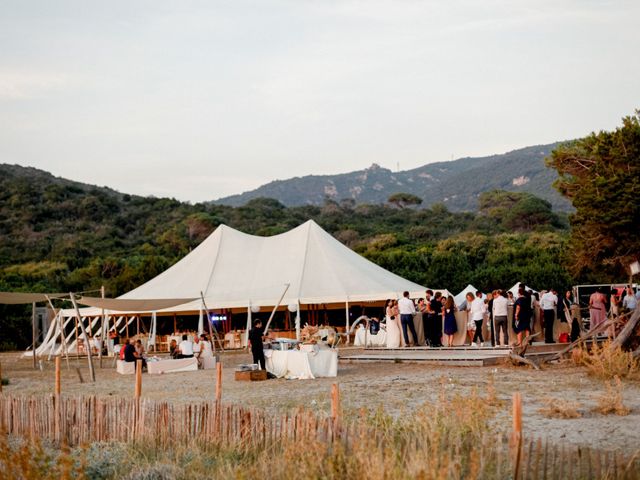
[454,284,478,308]
[508,283,538,296]
[94,220,427,313]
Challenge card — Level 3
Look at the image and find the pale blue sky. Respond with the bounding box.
[1,0,638,202]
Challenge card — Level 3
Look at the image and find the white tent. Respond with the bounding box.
[455,284,478,309]
[118,219,427,309]
[39,220,427,351]
[508,283,538,296]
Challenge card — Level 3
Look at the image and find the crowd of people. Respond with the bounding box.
[380,283,638,349]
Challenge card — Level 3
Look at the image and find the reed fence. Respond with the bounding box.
[0,394,638,479]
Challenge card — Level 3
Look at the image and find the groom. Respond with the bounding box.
[398,291,419,347]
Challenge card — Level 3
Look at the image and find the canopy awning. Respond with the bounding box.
[0,292,67,304]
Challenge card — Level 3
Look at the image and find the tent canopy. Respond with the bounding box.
[84,220,427,314]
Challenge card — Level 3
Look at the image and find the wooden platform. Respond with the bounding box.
[340,343,567,366]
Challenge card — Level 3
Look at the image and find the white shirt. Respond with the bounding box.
[540,292,557,310]
[623,294,637,310]
[470,298,485,321]
[398,297,416,315]
[193,341,202,354]
[179,339,194,355]
[492,296,508,317]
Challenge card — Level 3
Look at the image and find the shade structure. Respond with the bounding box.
[107,219,428,313]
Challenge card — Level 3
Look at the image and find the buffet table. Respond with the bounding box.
[265,348,338,379]
[147,357,198,375]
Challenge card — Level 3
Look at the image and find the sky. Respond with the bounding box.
[1,0,638,203]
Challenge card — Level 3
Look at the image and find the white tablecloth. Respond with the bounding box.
[147,357,198,374]
[265,349,338,379]
[354,325,387,346]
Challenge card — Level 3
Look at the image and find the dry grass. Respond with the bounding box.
[0,436,86,480]
[574,341,640,379]
[538,397,582,419]
[594,376,631,416]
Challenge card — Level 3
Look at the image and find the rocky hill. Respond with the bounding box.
[214,143,572,211]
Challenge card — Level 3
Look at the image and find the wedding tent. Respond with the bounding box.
[32,220,428,355]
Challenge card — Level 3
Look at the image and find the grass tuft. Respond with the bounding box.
[538,397,582,419]
[594,376,631,416]
[573,341,640,379]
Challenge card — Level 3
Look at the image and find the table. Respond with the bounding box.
[265,349,338,379]
[147,357,198,374]
[354,324,387,346]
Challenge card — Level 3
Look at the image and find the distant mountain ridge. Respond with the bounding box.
[214,142,572,211]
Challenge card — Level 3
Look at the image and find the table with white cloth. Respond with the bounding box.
[147,357,198,374]
[354,324,387,347]
[265,348,338,379]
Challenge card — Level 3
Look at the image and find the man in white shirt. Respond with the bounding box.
[398,291,419,347]
[492,290,509,346]
[177,334,194,358]
[470,291,485,347]
[540,289,558,343]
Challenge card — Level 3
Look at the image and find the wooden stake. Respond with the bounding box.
[55,356,61,396]
[215,362,223,402]
[331,383,340,421]
[512,392,523,480]
[135,360,142,398]
[0,361,3,393]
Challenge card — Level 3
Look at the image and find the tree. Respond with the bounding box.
[547,111,640,280]
[387,192,423,209]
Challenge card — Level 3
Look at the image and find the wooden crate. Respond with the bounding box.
[234,370,267,381]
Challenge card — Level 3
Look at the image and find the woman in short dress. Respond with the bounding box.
[385,299,401,348]
[465,292,476,346]
[513,288,532,345]
[443,295,458,347]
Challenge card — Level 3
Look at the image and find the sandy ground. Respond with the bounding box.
[1,349,639,454]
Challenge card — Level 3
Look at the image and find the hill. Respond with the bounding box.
[214,143,572,211]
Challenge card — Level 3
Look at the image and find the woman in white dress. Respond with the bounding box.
[385,299,401,348]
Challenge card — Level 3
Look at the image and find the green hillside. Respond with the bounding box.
[0,164,576,349]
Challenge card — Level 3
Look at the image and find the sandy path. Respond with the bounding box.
[1,350,638,453]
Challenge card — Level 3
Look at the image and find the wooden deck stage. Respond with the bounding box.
[340,343,566,366]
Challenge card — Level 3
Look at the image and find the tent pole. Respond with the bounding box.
[70,292,95,383]
[264,283,290,336]
[345,300,350,346]
[295,299,301,341]
[45,295,69,368]
[245,305,252,350]
[99,285,105,368]
[31,302,37,369]
[200,292,222,352]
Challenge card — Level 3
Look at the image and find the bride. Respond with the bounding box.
[385,299,401,348]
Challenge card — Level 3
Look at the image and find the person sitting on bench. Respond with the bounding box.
[177,334,194,359]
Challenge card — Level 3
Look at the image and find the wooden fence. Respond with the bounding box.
[0,394,638,479]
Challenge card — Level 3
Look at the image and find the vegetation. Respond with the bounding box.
[547,111,640,281]
[4,112,638,351]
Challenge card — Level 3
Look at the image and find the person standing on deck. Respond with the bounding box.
[398,291,419,347]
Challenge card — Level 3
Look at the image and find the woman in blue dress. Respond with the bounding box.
[443,295,458,347]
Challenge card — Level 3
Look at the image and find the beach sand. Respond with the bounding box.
[1,349,638,453]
